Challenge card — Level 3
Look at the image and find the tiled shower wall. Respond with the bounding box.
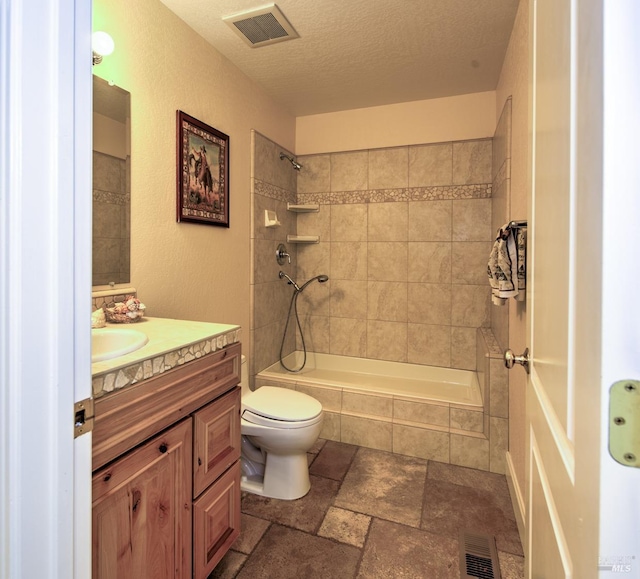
[490,97,512,351]
[250,132,298,381]
[294,139,493,371]
[92,151,130,286]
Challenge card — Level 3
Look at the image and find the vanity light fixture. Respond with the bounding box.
[92,31,115,65]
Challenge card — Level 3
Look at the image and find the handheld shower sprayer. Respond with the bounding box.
[279,152,302,171]
[279,271,301,292]
[278,272,328,293]
[278,271,329,372]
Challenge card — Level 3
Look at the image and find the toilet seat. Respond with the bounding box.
[242,409,323,429]
[242,386,322,428]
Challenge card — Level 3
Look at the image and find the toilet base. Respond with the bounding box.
[240,452,311,500]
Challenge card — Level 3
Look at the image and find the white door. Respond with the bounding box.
[527,1,640,577]
[0,0,93,577]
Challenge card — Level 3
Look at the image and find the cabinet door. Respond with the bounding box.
[92,419,192,579]
[193,386,241,498]
[193,462,241,579]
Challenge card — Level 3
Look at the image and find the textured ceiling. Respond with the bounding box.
[158,0,519,117]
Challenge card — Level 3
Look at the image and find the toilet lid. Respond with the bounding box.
[242,386,322,422]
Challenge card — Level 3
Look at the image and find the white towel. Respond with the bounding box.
[487,224,526,305]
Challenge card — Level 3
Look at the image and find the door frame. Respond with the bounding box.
[0,0,93,576]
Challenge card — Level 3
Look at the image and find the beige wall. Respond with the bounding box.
[494,0,529,507]
[92,0,295,342]
[296,92,497,155]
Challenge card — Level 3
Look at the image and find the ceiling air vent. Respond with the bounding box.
[223,4,299,48]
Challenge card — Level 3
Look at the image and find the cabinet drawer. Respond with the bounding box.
[93,342,241,471]
[192,461,241,579]
[193,387,241,498]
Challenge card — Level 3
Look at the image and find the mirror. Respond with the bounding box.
[92,76,131,287]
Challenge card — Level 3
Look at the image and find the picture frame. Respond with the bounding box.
[176,110,230,227]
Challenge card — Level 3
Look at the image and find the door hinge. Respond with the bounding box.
[74,397,95,438]
[609,380,640,468]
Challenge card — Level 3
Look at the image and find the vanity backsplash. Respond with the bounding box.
[92,288,137,312]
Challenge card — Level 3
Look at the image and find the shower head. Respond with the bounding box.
[279,152,302,171]
[298,274,329,292]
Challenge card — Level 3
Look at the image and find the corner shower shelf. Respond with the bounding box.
[286,235,319,244]
[287,203,319,213]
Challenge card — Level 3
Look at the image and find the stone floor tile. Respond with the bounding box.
[318,506,371,548]
[307,438,327,466]
[421,478,523,556]
[427,460,515,522]
[499,551,525,578]
[236,524,361,579]
[241,475,339,533]
[308,438,327,455]
[208,550,247,579]
[335,448,427,528]
[232,513,270,555]
[428,460,510,497]
[357,518,459,578]
[309,440,358,480]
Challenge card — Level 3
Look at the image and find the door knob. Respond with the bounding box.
[504,347,530,374]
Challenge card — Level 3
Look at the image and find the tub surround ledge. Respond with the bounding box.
[91,316,241,398]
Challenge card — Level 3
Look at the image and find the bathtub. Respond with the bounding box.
[256,333,510,472]
[258,351,482,407]
[256,351,492,468]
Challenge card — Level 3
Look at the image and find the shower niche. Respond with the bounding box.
[287,203,320,243]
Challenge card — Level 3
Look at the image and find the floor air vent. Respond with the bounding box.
[223,4,299,48]
[459,530,502,579]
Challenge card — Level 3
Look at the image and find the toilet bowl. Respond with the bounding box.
[240,357,323,500]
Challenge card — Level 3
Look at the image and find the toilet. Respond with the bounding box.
[240,357,323,500]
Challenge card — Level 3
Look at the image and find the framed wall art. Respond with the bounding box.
[176,110,229,227]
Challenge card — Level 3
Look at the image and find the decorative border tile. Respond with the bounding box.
[92,291,137,312]
[253,178,296,204]
[297,184,492,206]
[93,188,129,205]
[409,184,492,201]
[92,328,242,397]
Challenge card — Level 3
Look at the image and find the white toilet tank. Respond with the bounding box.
[240,355,249,397]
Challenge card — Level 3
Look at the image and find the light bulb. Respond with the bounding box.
[92,31,114,57]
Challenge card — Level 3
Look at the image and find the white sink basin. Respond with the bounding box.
[92,328,149,363]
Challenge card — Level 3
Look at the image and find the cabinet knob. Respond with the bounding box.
[159,443,168,453]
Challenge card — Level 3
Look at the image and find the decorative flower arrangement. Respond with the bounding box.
[105,295,146,323]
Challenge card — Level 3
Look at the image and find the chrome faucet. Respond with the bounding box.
[276,243,291,265]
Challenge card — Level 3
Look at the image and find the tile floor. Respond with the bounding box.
[210,440,525,579]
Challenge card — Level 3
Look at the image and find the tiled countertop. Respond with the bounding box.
[91,317,241,398]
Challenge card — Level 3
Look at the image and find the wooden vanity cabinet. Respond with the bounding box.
[92,343,242,579]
